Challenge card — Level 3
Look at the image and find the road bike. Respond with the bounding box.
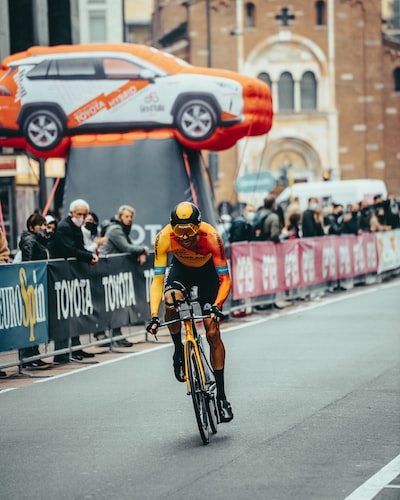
[160,281,219,445]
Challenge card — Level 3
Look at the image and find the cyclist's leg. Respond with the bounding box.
[164,259,188,382]
[197,265,234,422]
[203,319,233,422]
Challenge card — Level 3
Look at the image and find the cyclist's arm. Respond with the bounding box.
[149,229,169,318]
[210,230,232,308]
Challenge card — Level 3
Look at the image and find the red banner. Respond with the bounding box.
[230,234,380,300]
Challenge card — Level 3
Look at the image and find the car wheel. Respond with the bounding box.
[176,99,217,141]
[23,109,63,151]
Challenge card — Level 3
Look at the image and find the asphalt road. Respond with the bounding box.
[1,281,399,500]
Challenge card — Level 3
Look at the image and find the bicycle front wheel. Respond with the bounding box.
[186,341,209,445]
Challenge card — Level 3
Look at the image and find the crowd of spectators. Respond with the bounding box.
[219,193,400,243]
[0,199,147,373]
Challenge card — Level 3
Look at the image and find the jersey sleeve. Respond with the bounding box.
[209,228,232,308]
[149,227,169,318]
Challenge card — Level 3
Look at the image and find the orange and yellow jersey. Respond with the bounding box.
[149,221,231,317]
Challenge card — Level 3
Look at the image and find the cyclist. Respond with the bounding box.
[146,201,234,422]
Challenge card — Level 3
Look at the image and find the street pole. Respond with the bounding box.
[38,158,47,211]
[206,0,212,67]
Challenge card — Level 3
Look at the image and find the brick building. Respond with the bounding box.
[152,0,400,206]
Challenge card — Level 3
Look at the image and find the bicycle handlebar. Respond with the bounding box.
[159,314,211,328]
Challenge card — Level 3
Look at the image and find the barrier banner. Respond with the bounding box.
[0,261,48,351]
[376,230,400,274]
[47,255,152,342]
[231,241,283,299]
[350,232,378,276]
[230,233,381,300]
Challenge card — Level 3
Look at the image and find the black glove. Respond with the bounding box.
[204,303,224,319]
[146,317,160,334]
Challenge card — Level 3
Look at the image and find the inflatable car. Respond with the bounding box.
[0,44,272,157]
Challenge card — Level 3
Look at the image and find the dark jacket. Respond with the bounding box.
[49,216,93,263]
[19,231,49,261]
[100,220,146,256]
[327,213,344,235]
[251,208,281,242]
[301,209,324,238]
[343,212,360,235]
[229,215,252,242]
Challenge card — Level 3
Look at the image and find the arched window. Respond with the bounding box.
[257,72,272,88]
[394,67,400,92]
[245,3,255,28]
[300,71,317,110]
[278,72,294,111]
[316,0,326,26]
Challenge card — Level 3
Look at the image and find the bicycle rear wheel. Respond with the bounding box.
[186,341,209,445]
[206,383,218,434]
[198,336,218,435]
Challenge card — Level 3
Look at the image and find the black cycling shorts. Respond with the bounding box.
[164,257,219,309]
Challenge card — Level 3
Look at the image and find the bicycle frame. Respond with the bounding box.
[178,301,207,392]
[159,282,218,444]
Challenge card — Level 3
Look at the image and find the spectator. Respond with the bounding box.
[384,194,400,229]
[99,205,148,347]
[251,195,281,242]
[82,211,107,253]
[327,203,345,235]
[301,197,324,237]
[370,207,391,232]
[229,203,255,243]
[285,196,302,228]
[45,214,58,239]
[18,213,51,370]
[49,199,99,363]
[343,204,362,235]
[217,213,232,246]
[358,200,372,232]
[0,226,10,264]
[0,227,10,377]
[281,212,301,240]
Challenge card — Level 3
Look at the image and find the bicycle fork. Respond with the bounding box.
[183,337,206,395]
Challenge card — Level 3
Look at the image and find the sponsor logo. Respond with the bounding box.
[68,81,148,127]
[0,268,46,341]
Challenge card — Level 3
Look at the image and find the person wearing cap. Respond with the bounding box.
[45,214,58,239]
[146,201,234,423]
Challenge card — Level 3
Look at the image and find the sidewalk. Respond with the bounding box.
[0,325,171,391]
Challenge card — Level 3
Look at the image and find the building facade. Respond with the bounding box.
[152,0,400,206]
[0,0,133,249]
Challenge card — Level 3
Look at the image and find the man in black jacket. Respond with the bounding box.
[301,197,324,238]
[50,199,99,363]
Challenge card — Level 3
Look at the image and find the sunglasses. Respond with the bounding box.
[172,223,199,238]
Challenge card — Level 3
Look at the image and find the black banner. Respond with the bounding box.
[47,254,153,342]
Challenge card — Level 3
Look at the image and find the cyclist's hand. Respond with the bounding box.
[204,303,224,320]
[146,316,160,334]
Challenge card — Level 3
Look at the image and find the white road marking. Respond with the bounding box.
[344,453,400,500]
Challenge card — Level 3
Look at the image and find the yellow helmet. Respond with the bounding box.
[170,202,201,237]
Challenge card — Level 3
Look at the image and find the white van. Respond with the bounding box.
[276,179,388,212]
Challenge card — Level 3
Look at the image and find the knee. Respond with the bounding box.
[206,324,221,347]
[164,289,184,309]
